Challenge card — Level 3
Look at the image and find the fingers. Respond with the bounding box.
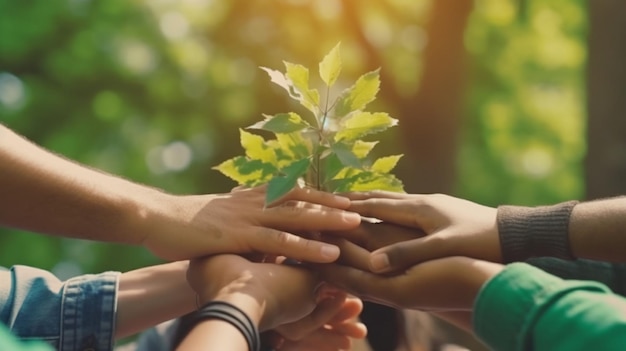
[265,204,361,231]
[322,236,371,271]
[340,191,408,201]
[315,264,393,303]
[328,320,368,339]
[369,235,446,273]
[276,295,347,340]
[271,187,352,210]
[249,226,341,262]
[328,296,363,324]
[349,198,420,228]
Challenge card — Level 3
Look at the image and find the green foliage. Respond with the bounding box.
[214,44,404,204]
[0,0,587,284]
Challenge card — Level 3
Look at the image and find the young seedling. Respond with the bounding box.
[214,43,404,204]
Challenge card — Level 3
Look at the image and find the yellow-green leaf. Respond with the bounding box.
[248,113,311,133]
[332,171,404,193]
[275,132,312,160]
[334,112,398,142]
[213,156,275,186]
[334,69,380,117]
[352,140,379,158]
[319,43,342,87]
[240,129,277,166]
[371,155,403,173]
[285,62,320,114]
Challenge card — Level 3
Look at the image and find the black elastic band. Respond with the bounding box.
[172,301,260,351]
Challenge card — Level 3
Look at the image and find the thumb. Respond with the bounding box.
[369,235,447,273]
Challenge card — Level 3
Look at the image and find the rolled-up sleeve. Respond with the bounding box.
[0,265,120,351]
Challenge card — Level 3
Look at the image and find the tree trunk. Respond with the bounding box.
[586,0,626,200]
[394,0,473,195]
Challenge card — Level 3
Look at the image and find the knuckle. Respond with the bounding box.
[385,244,412,268]
[274,231,292,245]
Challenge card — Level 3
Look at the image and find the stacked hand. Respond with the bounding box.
[143,186,361,262]
[187,254,367,350]
[317,191,505,313]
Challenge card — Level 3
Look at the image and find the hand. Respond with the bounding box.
[339,191,500,272]
[316,256,503,311]
[264,293,367,351]
[143,186,361,262]
[187,254,321,331]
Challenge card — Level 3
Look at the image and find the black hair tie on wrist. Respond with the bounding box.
[172,301,260,351]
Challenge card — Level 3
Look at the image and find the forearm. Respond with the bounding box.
[569,196,626,262]
[497,201,577,262]
[177,292,263,351]
[498,197,626,263]
[116,261,196,339]
[0,125,171,245]
[177,318,249,351]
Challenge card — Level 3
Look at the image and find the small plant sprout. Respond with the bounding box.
[214,43,405,204]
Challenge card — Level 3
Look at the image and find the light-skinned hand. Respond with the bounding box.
[143,186,361,263]
[188,254,332,330]
[264,293,367,351]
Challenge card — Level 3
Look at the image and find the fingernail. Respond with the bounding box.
[333,195,351,207]
[370,253,389,272]
[342,212,361,223]
[321,245,340,260]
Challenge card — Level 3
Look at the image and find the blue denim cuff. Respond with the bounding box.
[0,266,120,351]
[60,272,119,351]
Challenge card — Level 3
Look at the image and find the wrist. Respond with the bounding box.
[128,191,199,258]
[198,278,266,329]
[497,201,577,263]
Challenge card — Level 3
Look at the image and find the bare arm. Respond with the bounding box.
[0,124,361,262]
[0,124,163,246]
[569,196,626,262]
[116,261,195,339]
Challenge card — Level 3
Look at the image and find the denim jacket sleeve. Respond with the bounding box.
[0,265,120,351]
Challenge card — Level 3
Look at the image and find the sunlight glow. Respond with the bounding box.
[160,11,190,40]
[117,41,158,75]
[0,72,26,110]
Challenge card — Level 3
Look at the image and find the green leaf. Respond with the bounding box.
[319,42,342,87]
[371,155,403,173]
[331,142,362,168]
[275,132,312,161]
[332,171,404,193]
[352,140,379,158]
[248,113,312,133]
[284,62,320,114]
[213,156,276,186]
[334,112,398,141]
[334,69,381,117]
[323,153,343,182]
[332,166,363,180]
[240,129,277,165]
[266,158,311,204]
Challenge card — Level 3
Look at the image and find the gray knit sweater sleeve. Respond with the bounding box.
[496,201,579,263]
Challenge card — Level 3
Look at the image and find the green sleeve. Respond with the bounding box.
[0,324,53,351]
[474,262,626,351]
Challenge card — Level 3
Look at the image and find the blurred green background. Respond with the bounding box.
[0,0,605,281]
